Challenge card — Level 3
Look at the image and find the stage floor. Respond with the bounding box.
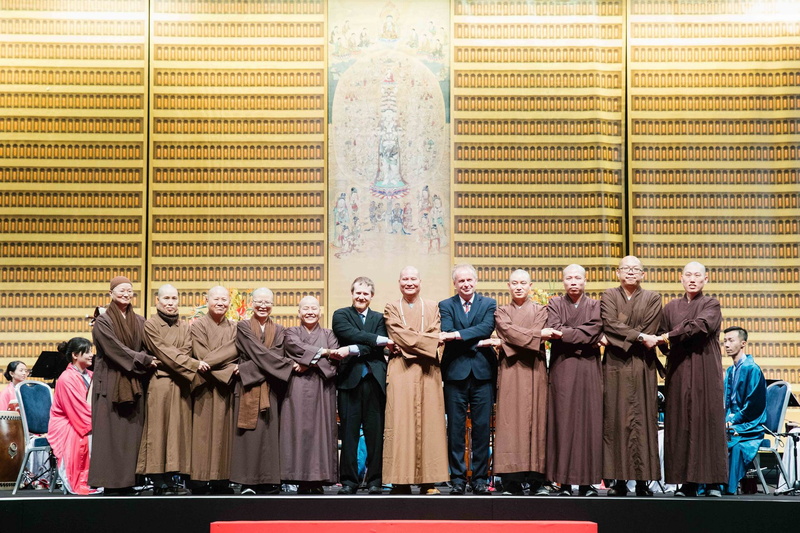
[2,486,798,533]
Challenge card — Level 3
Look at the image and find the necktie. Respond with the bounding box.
[360,313,366,324]
[463,300,471,315]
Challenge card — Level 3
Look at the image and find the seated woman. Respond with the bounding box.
[48,337,94,494]
[1,360,29,409]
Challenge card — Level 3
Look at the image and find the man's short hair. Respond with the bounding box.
[351,276,375,295]
[723,326,748,342]
[451,263,477,282]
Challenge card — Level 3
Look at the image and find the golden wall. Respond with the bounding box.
[1,0,799,394]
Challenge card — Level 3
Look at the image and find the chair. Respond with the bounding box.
[12,380,63,494]
[753,380,791,494]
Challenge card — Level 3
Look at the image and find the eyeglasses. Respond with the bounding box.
[618,266,643,273]
[252,300,273,307]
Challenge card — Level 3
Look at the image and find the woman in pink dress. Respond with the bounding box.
[48,337,94,494]
[1,360,28,409]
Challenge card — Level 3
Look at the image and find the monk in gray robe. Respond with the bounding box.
[90,275,156,494]
[546,265,605,496]
[600,256,662,497]
[660,262,728,497]
[138,284,208,495]
[281,296,348,493]
[383,266,448,495]
[491,269,559,496]
[231,287,294,495]
[189,286,238,494]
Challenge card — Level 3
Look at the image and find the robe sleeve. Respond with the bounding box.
[494,304,545,354]
[547,297,603,348]
[236,321,293,387]
[284,327,339,380]
[54,371,92,437]
[144,320,199,384]
[665,297,722,346]
[92,314,154,375]
[601,289,661,353]
[383,302,441,361]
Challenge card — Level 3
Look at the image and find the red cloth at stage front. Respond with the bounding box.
[211,521,597,533]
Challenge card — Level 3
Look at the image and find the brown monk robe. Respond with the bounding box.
[189,299,238,491]
[546,291,604,492]
[493,296,549,488]
[231,313,293,492]
[280,296,340,491]
[660,263,728,496]
[600,257,663,494]
[382,267,448,493]
[90,276,155,492]
[137,293,199,491]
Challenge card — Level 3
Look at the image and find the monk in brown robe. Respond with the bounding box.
[491,269,560,496]
[383,266,448,495]
[281,296,347,494]
[189,286,238,494]
[138,284,208,495]
[546,264,605,497]
[231,287,294,495]
[660,262,728,497]
[90,275,157,494]
[600,256,662,497]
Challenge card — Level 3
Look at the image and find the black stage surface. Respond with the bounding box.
[2,488,798,533]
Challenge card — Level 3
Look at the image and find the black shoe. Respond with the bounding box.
[104,486,141,496]
[579,485,598,497]
[558,485,573,496]
[298,486,325,495]
[530,482,550,496]
[472,482,491,495]
[256,484,281,495]
[606,482,629,496]
[675,483,698,497]
[635,481,653,497]
[338,485,357,495]
[367,485,383,495]
[450,482,466,495]
[389,484,412,495]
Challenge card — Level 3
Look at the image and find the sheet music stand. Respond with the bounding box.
[29,350,68,385]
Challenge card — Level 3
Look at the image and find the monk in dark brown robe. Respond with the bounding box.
[492,269,559,496]
[138,284,207,495]
[382,266,448,495]
[90,275,156,493]
[600,256,663,497]
[546,264,604,497]
[280,296,345,493]
[660,262,728,497]
[189,286,238,494]
[231,287,293,495]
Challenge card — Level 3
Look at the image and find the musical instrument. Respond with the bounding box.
[0,410,25,488]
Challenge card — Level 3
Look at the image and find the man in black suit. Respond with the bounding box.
[439,264,497,495]
[332,276,390,495]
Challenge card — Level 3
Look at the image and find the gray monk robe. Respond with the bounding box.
[493,299,548,476]
[189,314,238,481]
[600,286,662,481]
[382,298,448,485]
[90,306,154,489]
[230,318,293,486]
[137,314,199,476]
[661,292,728,485]
[546,295,604,486]
[280,325,339,483]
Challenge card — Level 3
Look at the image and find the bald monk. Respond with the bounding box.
[382,266,448,495]
[231,287,294,495]
[491,269,559,496]
[189,286,238,494]
[600,256,662,497]
[138,284,208,495]
[281,296,349,494]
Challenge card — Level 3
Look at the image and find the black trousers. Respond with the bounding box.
[338,374,385,489]
[444,374,494,485]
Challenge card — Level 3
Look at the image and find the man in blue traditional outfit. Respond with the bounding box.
[722,326,767,494]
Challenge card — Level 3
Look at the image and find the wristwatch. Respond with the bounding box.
[637,333,645,343]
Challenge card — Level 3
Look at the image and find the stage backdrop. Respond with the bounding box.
[0,0,798,397]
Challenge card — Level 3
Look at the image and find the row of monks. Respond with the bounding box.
[81,256,738,496]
